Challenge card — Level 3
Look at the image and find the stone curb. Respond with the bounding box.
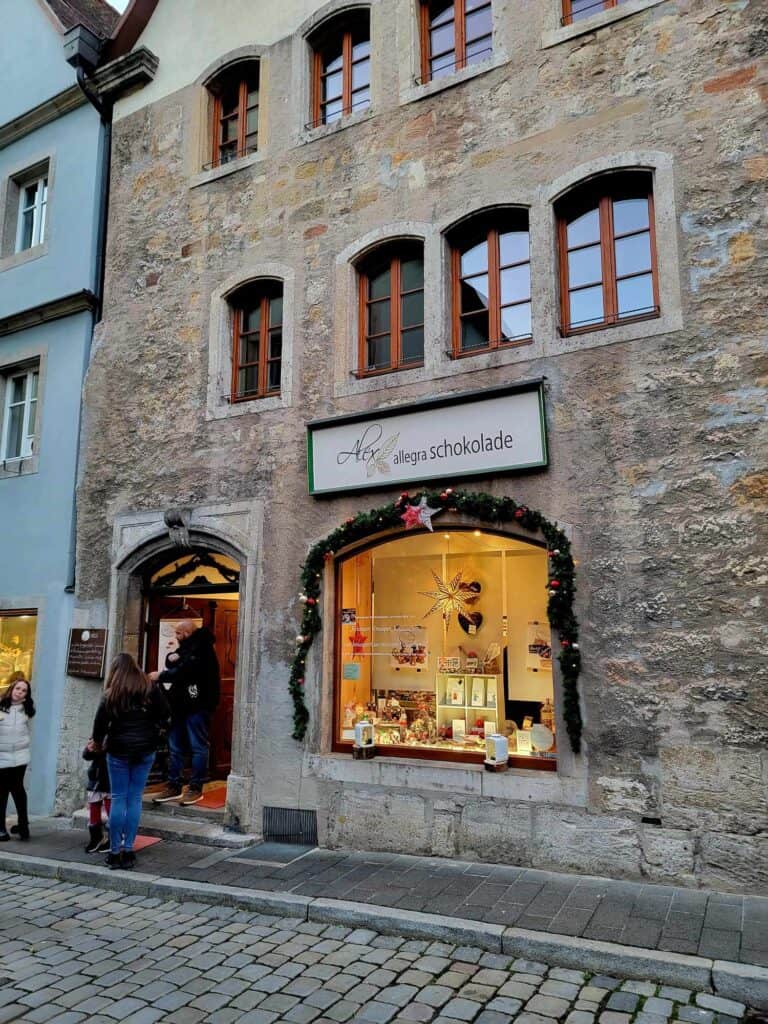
[2,851,766,1010]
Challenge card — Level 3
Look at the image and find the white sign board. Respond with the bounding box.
[308,383,547,495]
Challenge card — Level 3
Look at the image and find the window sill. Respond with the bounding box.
[206,390,290,421]
[305,752,587,804]
[550,306,682,355]
[560,310,659,338]
[190,150,266,190]
[354,362,425,380]
[400,50,509,107]
[0,242,48,275]
[450,337,533,360]
[0,454,39,479]
[541,0,668,49]
[300,108,374,146]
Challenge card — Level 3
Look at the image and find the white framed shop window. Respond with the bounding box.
[1,364,39,462]
[15,174,48,253]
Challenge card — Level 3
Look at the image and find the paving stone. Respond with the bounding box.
[634,1014,671,1024]
[643,998,675,1016]
[566,1014,596,1024]
[598,1014,632,1024]
[498,980,537,1000]
[543,980,582,1000]
[474,1013,509,1024]
[606,992,640,1012]
[527,994,572,1018]
[513,960,549,975]
[378,985,420,1007]
[591,978,621,992]
[695,996,746,1017]
[658,987,691,1002]
[416,985,454,1008]
[580,988,609,1004]
[472,969,508,987]
[440,997,483,1021]
[396,1003,436,1022]
[677,1009,714,1024]
[283,1005,323,1024]
[357,1002,400,1024]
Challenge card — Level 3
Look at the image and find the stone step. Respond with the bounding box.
[72,808,258,849]
[140,795,226,823]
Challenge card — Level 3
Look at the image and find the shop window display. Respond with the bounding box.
[335,530,556,766]
[0,611,37,691]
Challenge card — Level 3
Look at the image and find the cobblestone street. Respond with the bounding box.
[0,873,754,1024]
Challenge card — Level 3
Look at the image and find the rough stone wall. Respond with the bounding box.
[72,0,768,891]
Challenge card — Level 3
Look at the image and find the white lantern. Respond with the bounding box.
[484,733,509,771]
[354,721,374,748]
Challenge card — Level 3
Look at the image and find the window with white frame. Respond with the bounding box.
[2,365,39,462]
[16,175,47,252]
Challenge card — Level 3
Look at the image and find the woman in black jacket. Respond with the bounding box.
[92,653,169,870]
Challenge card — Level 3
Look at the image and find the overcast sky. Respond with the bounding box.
[111,0,129,11]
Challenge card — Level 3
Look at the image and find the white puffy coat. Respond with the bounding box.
[0,704,32,769]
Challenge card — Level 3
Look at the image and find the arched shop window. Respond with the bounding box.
[334,528,558,767]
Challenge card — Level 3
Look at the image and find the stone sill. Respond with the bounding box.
[0,243,48,276]
[0,455,39,480]
[206,391,290,421]
[541,0,669,49]
[299,109,374,147]
[190,151,267,190]
[305,752,587,806]
[399,51,509,107]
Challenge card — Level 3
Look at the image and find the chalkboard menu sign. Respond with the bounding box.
[66,629,108,679]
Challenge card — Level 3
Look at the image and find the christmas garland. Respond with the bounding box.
[291,488,583,753]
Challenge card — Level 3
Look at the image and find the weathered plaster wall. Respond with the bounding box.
[72,0,768,891]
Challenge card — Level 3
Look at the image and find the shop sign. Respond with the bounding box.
[307,380,547,495]
[66,628,108,679]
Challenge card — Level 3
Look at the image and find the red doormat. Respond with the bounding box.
[133,835,163,851]
[198,787,227,809]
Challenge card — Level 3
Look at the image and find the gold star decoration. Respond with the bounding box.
[419,570,475,624]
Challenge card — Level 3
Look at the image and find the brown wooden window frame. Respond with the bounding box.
[208,63,259,170]
[419,0,494,85]
[562,0,625,26]
[230,282,283,403]
[449,213,532,359]
[310,14,371,128]
[556,172,660,337]
[357,243,425,377]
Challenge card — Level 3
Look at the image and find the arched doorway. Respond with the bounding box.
[142,550,240,785]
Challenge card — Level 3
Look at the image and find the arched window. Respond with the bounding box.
[556,171,658,334]
[357,241,424,375]
[207,61,259,168]
[310,10,371,127]
[334,529,557,768]
[229,280,283,402]
[562,0,628,25]
[419,0,493,83]
[448,210,531,357]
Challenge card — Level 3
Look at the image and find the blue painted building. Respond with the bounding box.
[0,0,118,814]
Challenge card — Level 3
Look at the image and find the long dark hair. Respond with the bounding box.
[0,676,36,718]
[104,653,151,714]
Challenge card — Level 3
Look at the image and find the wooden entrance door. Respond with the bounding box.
[144,596,238,780]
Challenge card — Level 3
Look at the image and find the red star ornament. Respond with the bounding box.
[401,504,423,529]
[350,625,368,659]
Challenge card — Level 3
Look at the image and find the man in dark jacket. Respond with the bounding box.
[150,621,220,805]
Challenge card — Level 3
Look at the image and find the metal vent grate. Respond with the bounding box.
[263,806,318,845]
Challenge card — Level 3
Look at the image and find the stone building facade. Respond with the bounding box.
[64,0,767,894]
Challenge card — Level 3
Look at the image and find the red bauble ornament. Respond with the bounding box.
[298,678,305,686]
[561,639,570,648]
[324,552,333,561]
[549,580,560,588]
[514,508,524,519]
[439,491,448,501]
[345,518,354,525]
[306,597,316,606]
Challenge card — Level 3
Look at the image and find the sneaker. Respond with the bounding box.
[120,851,136,870]
[95,833,111,853]
[0,832,9,843]
[13,826,29,841]
[180,785,203,806]
[105,852,122,870]
[151,783,183,804]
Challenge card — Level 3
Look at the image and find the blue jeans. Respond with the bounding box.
[167,711,210,789]
[107,752,155,853]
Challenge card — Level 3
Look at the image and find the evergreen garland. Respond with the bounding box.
[291,488,583,754]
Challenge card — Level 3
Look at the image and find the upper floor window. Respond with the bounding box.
[310,11,371,127]
[16,174,48,253]
[230,281,283,402]
[562,0,627,25]
[556,171,658,335]
[2,364,39,462]
[208,62,259,168]
[449,210,531,357]
[419,0,493,83]
[357,241,424,376]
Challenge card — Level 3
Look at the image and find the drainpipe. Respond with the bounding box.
[62,25,113,593]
